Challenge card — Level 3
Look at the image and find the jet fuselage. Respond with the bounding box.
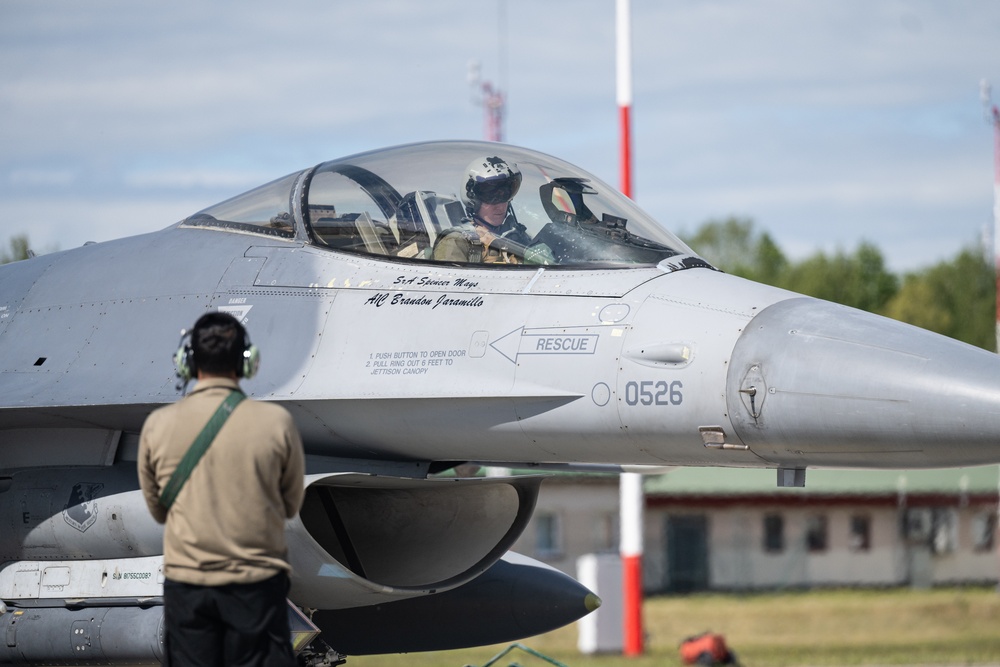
[3,140,1000,663]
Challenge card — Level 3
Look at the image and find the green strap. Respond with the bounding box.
[159,390,246,509]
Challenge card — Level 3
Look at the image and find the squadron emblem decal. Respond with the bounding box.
[62,482,104,533]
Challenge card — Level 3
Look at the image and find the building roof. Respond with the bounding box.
[643,465,1000,497]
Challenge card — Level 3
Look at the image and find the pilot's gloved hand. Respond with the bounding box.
[524,243,555,265]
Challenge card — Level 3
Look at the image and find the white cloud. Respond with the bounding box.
[0,195,205,253]
[122,169,276,191]
[0,0,999,272]
[9,169,78,187]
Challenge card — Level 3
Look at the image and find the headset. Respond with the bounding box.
[173,319,260,384]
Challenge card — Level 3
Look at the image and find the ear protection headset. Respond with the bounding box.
[173,322,260,383]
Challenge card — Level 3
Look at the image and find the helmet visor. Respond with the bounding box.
[474,172,522,204]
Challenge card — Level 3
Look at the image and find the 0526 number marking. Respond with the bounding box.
[624,380,683,406]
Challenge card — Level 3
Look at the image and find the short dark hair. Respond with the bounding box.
[191,311,247,376]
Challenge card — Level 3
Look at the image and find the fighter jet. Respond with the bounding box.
[2,140,999,664]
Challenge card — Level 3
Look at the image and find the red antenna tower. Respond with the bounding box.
[468,0,507,142]
[482,81,505,143]
[469,62,506,143]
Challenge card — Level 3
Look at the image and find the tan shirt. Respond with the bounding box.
[138,377,305,586]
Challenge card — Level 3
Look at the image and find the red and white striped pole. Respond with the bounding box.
[991,103,1000,352]
[617,0,634,200]
[617,0,643,657]
[991,98,1000,596]
[620,471,644,656]
[983,80,1000,352]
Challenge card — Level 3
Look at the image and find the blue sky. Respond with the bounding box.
[2,1,999,272]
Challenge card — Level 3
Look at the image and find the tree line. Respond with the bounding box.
[1,234,31,264]
[4,223,996,351]
[683,218,996,352]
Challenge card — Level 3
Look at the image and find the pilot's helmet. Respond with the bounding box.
[463,156,522,214]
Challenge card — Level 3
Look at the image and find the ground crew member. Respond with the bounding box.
[138,311,305,667]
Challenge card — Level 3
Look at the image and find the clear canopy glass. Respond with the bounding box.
[186,141,699,269]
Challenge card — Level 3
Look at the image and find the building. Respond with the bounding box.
[509,466,1000,592]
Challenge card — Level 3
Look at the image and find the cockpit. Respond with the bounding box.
[181,141,699,269]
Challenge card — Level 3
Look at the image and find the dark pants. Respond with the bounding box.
[163,572,296,667]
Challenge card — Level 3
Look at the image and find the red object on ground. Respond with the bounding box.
[679,633,733,665]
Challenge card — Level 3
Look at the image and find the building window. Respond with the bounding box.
[535,513,562,558]
[849,515,871,552]
[972,511,996,553]
[806,515,828,552]
[903,508,933,543]
[763,513,784,553]
[593,512,619,553]
[931,508,956,555]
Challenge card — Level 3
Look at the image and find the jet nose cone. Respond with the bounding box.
[728,297,1000,468]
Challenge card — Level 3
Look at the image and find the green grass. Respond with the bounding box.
[348,587,1000,667]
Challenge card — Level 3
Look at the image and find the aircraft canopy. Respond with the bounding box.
[184,141,698,269]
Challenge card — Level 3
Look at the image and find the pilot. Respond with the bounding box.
[433,156,552,264]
